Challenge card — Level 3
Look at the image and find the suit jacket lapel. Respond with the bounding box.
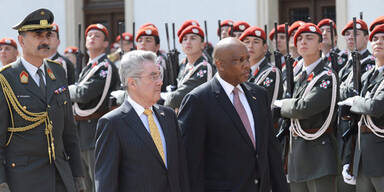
[211,78,255,150]
[121,101,167,169]
[15,60,46,104]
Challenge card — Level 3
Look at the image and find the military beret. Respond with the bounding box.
[51,23,59,33]
[139,23,158,30]
[294,23,322,47]
[85,24,109,38]
[370,16,384,32]
[12,8,54,32]
[135,26,159,42]
[177,20,200,37]
[64,46,79,54]
[239,26,266,41]
[179,25,204,43]
[0,38,17,49]
[233,21,250,32]
[268,24,286,40]
[115,32,133,42]
[317,18,336,29]
[288,21,306,37]
[341,19,368,36]
[369,24,384,41]
[217,19,234,36]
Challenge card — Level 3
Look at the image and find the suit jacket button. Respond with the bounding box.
[254,179,259,184]
[11,163,15,168]
[322,141,326,144]
[256,154,259,159]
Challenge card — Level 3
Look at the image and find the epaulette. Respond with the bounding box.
[45,59,62,65]
[0,64,12,72]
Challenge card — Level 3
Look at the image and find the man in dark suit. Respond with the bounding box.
[178,37,288,192]
[95,50,189,192]
[0,8,84,192]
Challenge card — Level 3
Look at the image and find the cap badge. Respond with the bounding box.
[309,26,316,32]
[145,29,152,35]
[40,11,45,15]
[228,22,233,25]
[5,39,11,44]
[20,71,29,84]
[255,30,261,36]
[239,25,245,30]
[356,23,361,29]
[68,49,72,53]
[192,28,199,34]
[40,20,48,25]
[96,24,104,29]
[124,36,130,40]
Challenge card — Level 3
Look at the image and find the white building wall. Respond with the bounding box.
[0,0,67,54]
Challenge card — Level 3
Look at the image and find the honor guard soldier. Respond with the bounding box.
[164,25,214,111]
[269,24,288,58]
[369,16,384,32]
[339,19,375,82]
[218,19,234,39]
[317,19,348,72]
[136,24,171,92]
[47,23,76,85]
[287,21,305,79]
[232,21,250,39]
[338,24,384,192]
[68,23,120,192]
[274,23,339,192]
[107,32,134,68]
[0,8,85,192]
[0,38,18,67]
[240,26,283,106]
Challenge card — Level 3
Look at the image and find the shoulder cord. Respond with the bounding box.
[73,62,112,117]
[255,67,281,109]
[0,74,55,163]
[289,71,337,151]
[179,61,212,86]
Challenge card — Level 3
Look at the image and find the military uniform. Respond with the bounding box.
[164,56,214,109]
[50,52,76,85]
[339,49,375,83]
[69,53,120,192]
[322,48,349,73]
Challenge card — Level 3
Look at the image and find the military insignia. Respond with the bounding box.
[228,21,233,25]
[91,61,98,68]
[5,39,11,44]
[239,24,245,30]
[40,20,48,25]
[356,23,361,29]
[145,29,152,35]
[99,70,108,78]
[96,24,104,30]
[47,68,56,80]
[263,77,273,87]
[160,112,165,116]
[192,28,199,34]
[54,86,67,94]
[40,11,45,15]
[196,69,206,78]
[20,71,28,84]
[293,61,298,67]
[255,30,261,36]
[309,26,316,32]
[252,96,257,100]
[307,72,314,81]
[320,80,331,89]
[124,36,130,40]
[365,64,374,71]
[338,57,344,65]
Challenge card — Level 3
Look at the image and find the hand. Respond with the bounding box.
[74,177,86,192]
[0,183,11,192]
[342,164,356,185]
[273,100,283,108]
[338,96,357,106]
[160,92,171,100]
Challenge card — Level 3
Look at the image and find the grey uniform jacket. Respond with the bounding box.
[0,59,83,192]
[280,60,338,182]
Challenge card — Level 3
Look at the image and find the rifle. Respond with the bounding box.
[75,24,83,80]
[342,17,362,140]
[329,21,339,73]
[119,21,124,55]
[360,12,363,20]
[218,20,222,40]
[203,20,214,59]
[165,23,177,90]
[276,23,295,141]
[273,22,283,70]
[264,24,272,63]
[131,21,136,51]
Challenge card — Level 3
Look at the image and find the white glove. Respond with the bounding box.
[160,92,171,100]
[338,96,357,106]
[273,100,283,108]
[342,164,356,185]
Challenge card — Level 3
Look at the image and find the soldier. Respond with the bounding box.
[369,16,384,32]
[317,18,348,73]
[218,19,234,39]
[47,23,76,85]
[339,19,375,83]
[274,23,338,192]
[269,24,288,58]
[136,25,170,92]
[0,38,18,67]
[232,21,250,39]
[107,32,134,66]
[164,25,214,110]
[240,26,283,106]
[0,8,85,192]
[338,23,384,192]
[68,23,120,192]
[288,21,305,62]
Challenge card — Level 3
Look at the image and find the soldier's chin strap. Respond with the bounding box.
[0,74,55,163]
[358,79,384,149]
[289,70,338,152]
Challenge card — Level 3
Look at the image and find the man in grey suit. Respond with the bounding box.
[0,8,84,192]
[95,50,190,192]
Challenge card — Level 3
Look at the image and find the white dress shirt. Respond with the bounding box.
[126,96,168,167]
[21,57,46,86]
[302,57,322,75]
[215,74,256,140]
[250,57,265,75]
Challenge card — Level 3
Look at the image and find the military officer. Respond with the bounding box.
[0,38,18,67]
[47,23,76,85]
[0,8,85,192]
[317,18,348,73]
[68,23,120,192]
[164,25,214,110]
[240,26,283,107]
[274,23,338,192]
[338,24,384,192]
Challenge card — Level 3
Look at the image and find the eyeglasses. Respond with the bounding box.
[134,72,163,81]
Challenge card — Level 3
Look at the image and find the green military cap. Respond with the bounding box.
[12,8,54,32]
